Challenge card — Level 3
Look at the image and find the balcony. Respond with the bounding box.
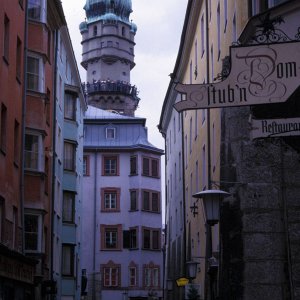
[82,80,139,101]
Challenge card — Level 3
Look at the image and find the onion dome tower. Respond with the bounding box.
[80,0,139,116]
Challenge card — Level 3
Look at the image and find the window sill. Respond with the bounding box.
[101,209,120,213]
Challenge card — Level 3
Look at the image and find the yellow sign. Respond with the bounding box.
[176,277,189,287]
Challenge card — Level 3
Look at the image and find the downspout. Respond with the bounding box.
[20,0,29,255]
[93,151,98,300]
[50,28,59,294]
[205,1,213,300]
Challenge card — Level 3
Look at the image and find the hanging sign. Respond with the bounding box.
[176,277,189,287]
[174,41,300,112]
[250,117,300,139]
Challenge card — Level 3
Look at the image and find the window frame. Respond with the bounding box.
[102,155,119,176]
[101,188,120,212]
[24,131,44,172]
[142,156,160,178]
[28,0,47,23]
[102,261,121,288]
[141,190,160,213]
[64,141,76,172]
[61,244,75,277]
[142,227,161,251]
[106,127,116,139]
[64,92,77,121]
[24,212,43,253]
[62,191,75,224]
[101,225,122,250]
[143,263,160,288]
[27,53,45,93]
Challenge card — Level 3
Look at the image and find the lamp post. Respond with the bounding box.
[193,189,230,300]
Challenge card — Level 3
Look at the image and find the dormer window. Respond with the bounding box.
[106,127,116,139]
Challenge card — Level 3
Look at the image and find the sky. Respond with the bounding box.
[61,0,188,149]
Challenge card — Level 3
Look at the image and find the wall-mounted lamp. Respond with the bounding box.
[193,189,230,225]
[186,261,199,280]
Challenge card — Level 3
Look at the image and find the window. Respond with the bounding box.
[130,156,137,175]
[24,213,42,252]
[102,261,120,287]
[83,155,90,176]
[1,104,7,153]
[130,190,137,211]
[27,54,44,92]
[14,120,20,164]
[129,266,137,286]
[93,25,97,36]
[102,155,119,176]
[3,15,10,62]
[101,225,122,250]
[28,0,46,22]
[24,132,44,171]
[12,207,17,249]
[16,37,22,80]
[106,127,115,139]
[142,228,161,250]
[123,228,138,249]
[63,192,75,223]
[62,244,75,276]
[142,157,159,178]
[64,141,76,171]
[101,188,120,212]
[143,263,160,288]
[64,93,76,121]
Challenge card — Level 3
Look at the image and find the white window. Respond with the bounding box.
[104,267,119,287]
[144,267,159,287]
[24,132,44,172]
[106,127,116,139]
[24,213,43,253]
[28,0,47,22]
[27,54,45,93]
[104,192,117,209]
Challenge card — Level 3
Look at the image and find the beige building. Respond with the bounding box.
[160,0,300,299]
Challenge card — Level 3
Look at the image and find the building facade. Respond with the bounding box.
[0,0,85,299]
[80,1,164,299]
[52,25,87,300]
[160,0,300,299]
[0,0,36,298]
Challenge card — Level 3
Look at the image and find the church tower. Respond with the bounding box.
[80,0,139,116]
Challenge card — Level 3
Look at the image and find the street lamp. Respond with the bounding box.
[193,189,230,225]
[186,261,199,280]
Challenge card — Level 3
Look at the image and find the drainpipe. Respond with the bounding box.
[93,151,98,300]
[205,0,213,299]
[20,0,29,256]
[50,28,59,298]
